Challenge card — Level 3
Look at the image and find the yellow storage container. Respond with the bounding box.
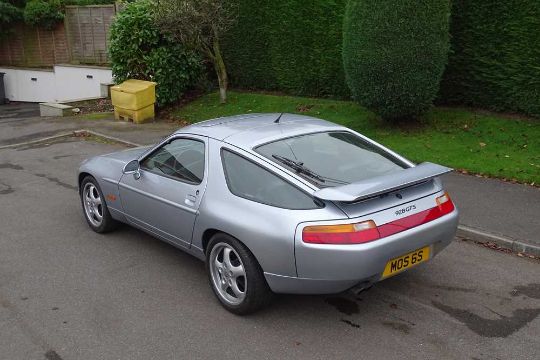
[111,79,156,110]
[114,104,155,124]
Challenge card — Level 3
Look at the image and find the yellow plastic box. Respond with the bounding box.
[114,104,155,124]
[111,79,156,110]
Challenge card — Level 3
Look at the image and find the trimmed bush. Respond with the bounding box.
[439,1,540,117]
[108,0,203,106]
[342,0,450,120]
[23,0,63,30]
[223,0,349,98]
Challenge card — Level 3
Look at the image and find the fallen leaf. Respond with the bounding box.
[479,142,486,147]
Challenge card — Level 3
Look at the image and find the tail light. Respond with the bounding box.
[303,192,455,245]
[302,220,380,244]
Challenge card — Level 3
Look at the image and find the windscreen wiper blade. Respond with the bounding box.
[272,154,325,183]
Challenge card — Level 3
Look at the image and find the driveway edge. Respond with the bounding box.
[0,129,143,150]
[74,129,144,147]
[457,225,540,256]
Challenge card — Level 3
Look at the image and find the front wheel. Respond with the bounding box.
[80,176,118,233]
[206,233,273,314]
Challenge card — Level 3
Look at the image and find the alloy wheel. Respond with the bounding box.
[209,242,247,305]
[83,182,103,227]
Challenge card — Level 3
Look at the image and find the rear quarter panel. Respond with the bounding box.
[191,139,347,277]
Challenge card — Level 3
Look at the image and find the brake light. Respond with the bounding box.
[303,192,455,245]
[436,191,454,213]
[302,220,380,244]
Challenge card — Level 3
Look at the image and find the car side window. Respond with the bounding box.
[141,138,205,184]
[221,149,320,210]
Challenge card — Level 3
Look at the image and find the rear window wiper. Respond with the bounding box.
[271,154,349,186]
[272,154,325,183]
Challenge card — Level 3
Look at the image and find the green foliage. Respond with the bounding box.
[342,0,450,121]
[109,0,203,106]
[23,0,63,30]
[439,0,540,117]
[0,1,23,36]
[62,0,114,5]
[223,0,349,98]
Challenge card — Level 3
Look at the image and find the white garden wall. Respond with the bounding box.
[0,64,112,103]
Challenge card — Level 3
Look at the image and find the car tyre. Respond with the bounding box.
[206,233,273,315]
[80,176,118,233]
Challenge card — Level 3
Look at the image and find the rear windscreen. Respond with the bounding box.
[255,131,407,187]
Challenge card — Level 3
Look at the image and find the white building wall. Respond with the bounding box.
[54,65,113,102]
[1,68,57,102]
[0,64,112,103]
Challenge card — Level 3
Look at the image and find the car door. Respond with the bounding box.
[119,135,208,248]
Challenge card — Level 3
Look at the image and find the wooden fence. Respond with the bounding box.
[64,5,116,64]
[0,23,70,67]
[0,5,116,67]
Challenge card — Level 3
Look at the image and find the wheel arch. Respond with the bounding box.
[202,228,221,255]
[201,229,260,268]
[78,172,93,192]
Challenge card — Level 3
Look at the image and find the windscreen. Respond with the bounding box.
[255,131,407,187]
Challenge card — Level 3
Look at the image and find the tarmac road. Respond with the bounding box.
[0,135,539,360]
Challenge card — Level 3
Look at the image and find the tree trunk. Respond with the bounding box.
[212,36,228,104]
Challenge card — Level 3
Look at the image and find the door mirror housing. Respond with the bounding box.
[123,159,141,179]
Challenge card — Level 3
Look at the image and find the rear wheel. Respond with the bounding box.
[206,233,273,314]
[80,176,118,233]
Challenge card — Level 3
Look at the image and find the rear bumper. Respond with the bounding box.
[265,208,458,294]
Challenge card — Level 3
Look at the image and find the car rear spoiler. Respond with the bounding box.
[313,162,452,203]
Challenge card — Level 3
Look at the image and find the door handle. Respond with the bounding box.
[185,194,197,206]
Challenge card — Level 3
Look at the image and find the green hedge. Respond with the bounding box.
[23,0,63,30]
[224,0,539,118]
[342,0,450,120]
[223,0,349,98]
[439,0,540,117]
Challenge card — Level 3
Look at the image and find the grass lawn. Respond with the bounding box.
[174,91,540,185]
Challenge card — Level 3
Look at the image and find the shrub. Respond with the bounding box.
[23,0,63,30]
[108,0,203,106]
[439,0,540,117]
[61,0,114,5]
[223,0,349,98]
[0,1,23,37]
[342,0,451,121]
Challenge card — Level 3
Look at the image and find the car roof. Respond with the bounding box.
[175,113,345,149]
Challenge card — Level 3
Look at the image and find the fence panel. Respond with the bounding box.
[64,5,116,65]
[0,23,70,67]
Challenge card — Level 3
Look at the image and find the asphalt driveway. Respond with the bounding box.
[0,134,539,360]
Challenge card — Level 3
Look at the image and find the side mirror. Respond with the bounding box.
[123,159,141,180]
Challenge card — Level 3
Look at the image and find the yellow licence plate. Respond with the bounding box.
[382,246,430,279]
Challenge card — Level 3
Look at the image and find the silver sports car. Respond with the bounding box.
[79,113,458,314]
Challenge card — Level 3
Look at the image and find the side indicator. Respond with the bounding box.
[106,194,117,201]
